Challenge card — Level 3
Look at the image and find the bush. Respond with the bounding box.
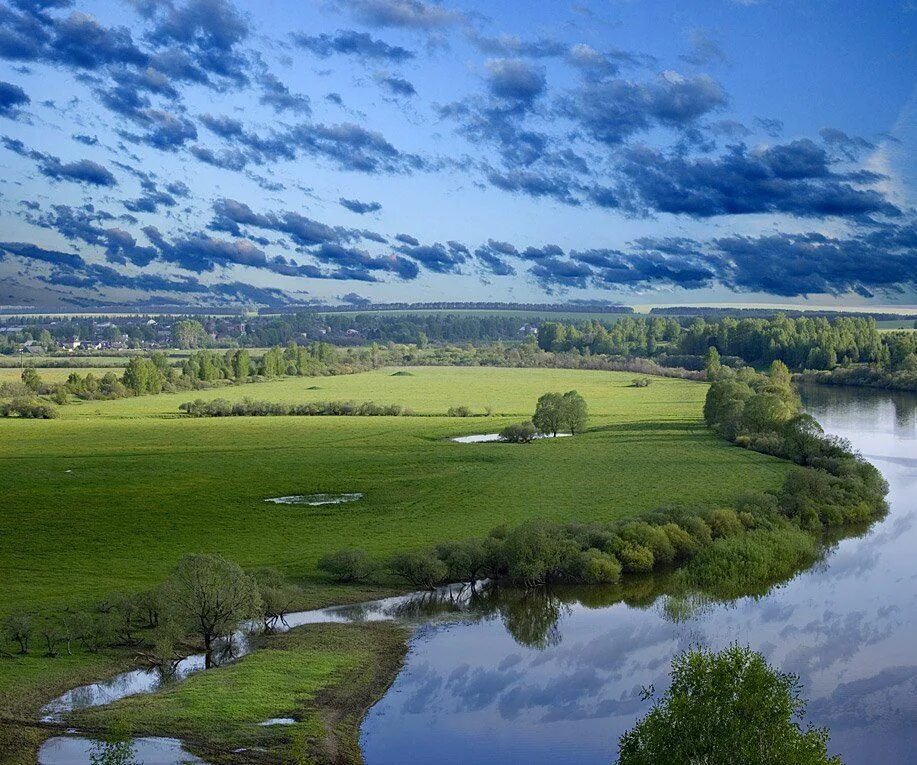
[388,551,447,589]
[705,507,744,539]
[317,548,375,583]
[580,549,622,584]
[501,521,580,586]
[447,405,473,417]
[0,397,58,418]
[499,421,537,443]
[618,543,655,573]
[630,377,651,387]
[620,522,676,565]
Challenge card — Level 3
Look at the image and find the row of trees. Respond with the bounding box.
[179,398,409,418]
[537,314,916,377]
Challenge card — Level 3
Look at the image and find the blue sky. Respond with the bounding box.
[0,0,914,309]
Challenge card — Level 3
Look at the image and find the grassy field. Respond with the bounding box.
[0,366,120,383]
[0,367,789,616]
[70,622,408,764]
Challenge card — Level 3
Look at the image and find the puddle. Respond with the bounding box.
[38,735,206,765]
[264,493,363,506]
[451,433,572,443]
[258,717,296,726]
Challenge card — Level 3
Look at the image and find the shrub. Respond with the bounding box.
[705,507,744,539]
[580,549,622,584]
[317,548,375,583]
[447,405,473,417]
[679,515,713,547]
[501,521,580,586]
[388,552,447,589]
[631,377,651,387]
[661,523,699,561]
[499,421,537,443]
[435,539,489,584]
[620,522,676,565]
[618,543,655,573]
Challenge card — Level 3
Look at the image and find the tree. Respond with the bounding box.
[21,367,41,392]
[171,319,206,349]
[157,554,261,664]
[618,644,841,765]
[561,390,588,435]
[532,392,564,436]
[317,549,375,583]
[704,346,723,380]
[388,551,447,589]
[4,612,31,653]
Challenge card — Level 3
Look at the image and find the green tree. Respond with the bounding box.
[230,348,251,379]
[560,390,588,435]
[171,319,206,349]
[20,367,41,392]
[704,346,723,380]
[532,392,564,436]
[157,554,261,664]
[618,644,841,765]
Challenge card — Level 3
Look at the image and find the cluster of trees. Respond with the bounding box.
[2,554,295,671]
[538,317,683,356]
[179,398,409,417]
[498,390,588,443]
[704,356,888,529]
[0,397,58,418]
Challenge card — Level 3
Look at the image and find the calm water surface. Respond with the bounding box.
[360,386,917,764]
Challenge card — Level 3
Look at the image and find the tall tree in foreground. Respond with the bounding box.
[158,554,261,666]
[618,644,841,765]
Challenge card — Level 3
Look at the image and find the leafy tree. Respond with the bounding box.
[561,390,588,434]
[171,319,206,349]
[157,554,261,663]
[20,367,41,392]
[618,644,841,765]
[532,392,564,436]
[704,346,723,380]
[4,612,31,653]
[388,551,447,589]
[317,548,375,583]
[435,539,489,586]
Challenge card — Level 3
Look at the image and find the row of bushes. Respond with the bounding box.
[0,397,58,419]
[317,492,818,592]
[179,397,410,417]
[798,365,917,393]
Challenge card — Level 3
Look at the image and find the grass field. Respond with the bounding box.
[70,622,408,763]
[0,367,789,617]
[0,366,120,383]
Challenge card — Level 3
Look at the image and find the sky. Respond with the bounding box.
[0,0,914,310]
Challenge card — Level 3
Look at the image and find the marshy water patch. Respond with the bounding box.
[258,717,296,726]
[264,493,363,506]
[451,433,572,444]
[38,735,206,765]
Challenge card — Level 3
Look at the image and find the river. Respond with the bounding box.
[39,386,917,764]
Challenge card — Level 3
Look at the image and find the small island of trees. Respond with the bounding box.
[500,390,588,442]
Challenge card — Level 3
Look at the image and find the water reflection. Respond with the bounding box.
[360,386,917,765]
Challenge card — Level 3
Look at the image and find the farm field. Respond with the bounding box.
[0,366,120,383]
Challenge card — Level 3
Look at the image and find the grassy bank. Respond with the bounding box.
[66,622,408,764]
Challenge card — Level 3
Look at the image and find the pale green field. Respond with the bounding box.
[0,366,118,383]
[59,366,700,419]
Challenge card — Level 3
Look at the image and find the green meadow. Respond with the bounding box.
[0,367,788,618]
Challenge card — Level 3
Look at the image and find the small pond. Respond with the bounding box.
[452,433,572,443]
[264,493,363,506]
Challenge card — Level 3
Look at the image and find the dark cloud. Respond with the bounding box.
[41,156,118,186]
[394,232,419,245]
[0,79,29,118]
[339,197,382,214]
[754,116,783,137]
[395,239,467,273]
[333,0,463,30]
[820,127,875,161]
[375,71,416,96]
[485,58,546,104]
[468,32,566,59]
[474,240,516,275]
[0,240,85,268]
[291,29,415,62]
[486,167,578,205]
[258,72,311,115]
[567,72,727,146]
[618,140,899,218]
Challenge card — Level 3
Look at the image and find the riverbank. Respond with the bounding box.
[64,621,409,765]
